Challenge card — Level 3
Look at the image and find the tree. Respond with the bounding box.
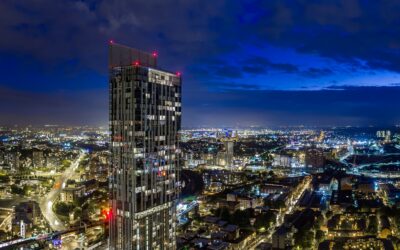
[73,196,87,207]
[0,230,9,241]
[0,175,10,183]
[314,213,324,229]
[73,207,83,219]
[214,207,231,222]
[23,185,32,196]
[231,209,253,227]
[10,184,24,195]
[275,199,286,209]
[315,230,325,243]
[379,206,395,217]
[367,216,378,234]
[254,211,276,230]
[60,160,71,171]
[54,202,75,217]
[294,230,313,249]
[328,215,340,229]
[346,205,359,213]
[261,152,273,163]
[342,220,353,230]
[358,218,367,230]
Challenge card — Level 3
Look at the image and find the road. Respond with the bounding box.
[61,233,82,249]
[177,200,198,226]
[0,221,105,249]
[39,152,85,231]
[0,213,12,231]
[341,152,400,178]
[177,200,198,217]
[249,175,312,249]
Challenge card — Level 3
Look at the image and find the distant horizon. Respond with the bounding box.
[1,84,399,127]
[1,124,400,130]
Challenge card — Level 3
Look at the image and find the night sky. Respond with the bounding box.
[1,0,400,127]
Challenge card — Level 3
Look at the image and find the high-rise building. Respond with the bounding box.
[305,148,325,168]
[32,150,44,168]
[109,42,181,249]
[376,130,391,142]
[4,151,20,172]
[223,140,234,167]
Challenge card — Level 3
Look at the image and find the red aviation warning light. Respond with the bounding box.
[133,60,140,67]
[102,208,112,221]
[109,39,114,44]
[176,72,181,77]
[152,51,158,57]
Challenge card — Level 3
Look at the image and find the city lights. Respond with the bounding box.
[1,1,400,250]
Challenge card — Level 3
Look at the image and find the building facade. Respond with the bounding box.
[305,148,325,168]
[109,43,181,249]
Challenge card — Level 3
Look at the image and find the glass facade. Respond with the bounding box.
[109,43,181,249]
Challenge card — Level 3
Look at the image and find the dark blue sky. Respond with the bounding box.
[1,0,400,127]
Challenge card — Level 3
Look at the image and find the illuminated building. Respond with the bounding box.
[376,130,391,142]
[32,150,44,168]
[109,42,181,249]
[273,154,293,168]
[12,201,41,238]
[59,183,84,203]
[3,151,20,172]
[223,140,234,167]
[272,225,296,249]
[305,148,325,168]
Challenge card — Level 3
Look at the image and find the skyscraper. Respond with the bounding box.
[109,42,181,249]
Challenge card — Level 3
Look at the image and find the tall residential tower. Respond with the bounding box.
[109,42,181,249]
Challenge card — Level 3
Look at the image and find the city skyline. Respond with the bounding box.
[1,1,400,127]
[2,1,400,249]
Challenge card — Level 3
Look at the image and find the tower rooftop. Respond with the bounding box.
[108,42,157,68]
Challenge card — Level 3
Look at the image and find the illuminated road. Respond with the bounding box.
[0,221,105,249]
[341,152,400,178]
[249,176,312,250]
[38,152,85,231]
[177,201,198,217]
[0,213,12,231]
[177,200,198,226]
[351,161,400,178]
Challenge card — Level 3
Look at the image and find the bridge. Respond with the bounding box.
[177,200,198,225]
[0,221,106,249]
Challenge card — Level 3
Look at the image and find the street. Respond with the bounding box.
[249,175,312,249]
[38,152,85,231]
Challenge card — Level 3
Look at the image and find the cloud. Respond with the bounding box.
[302,67,333,78]
[211,82,260,91]
[1,0,399,78]
[252,1,400,73]
[215,66,243,78]
[0,86,107,126]
[183,85,400,127]
[0,0,239,73]
[1,83,399,127]
[242,56,299,75]
[1,0,400,126]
